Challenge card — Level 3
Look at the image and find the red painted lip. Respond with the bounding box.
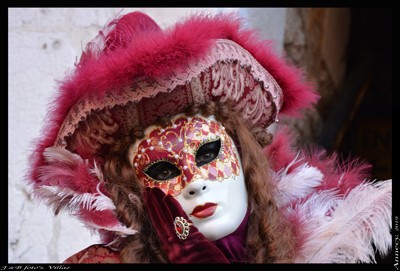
[190,203,218,218]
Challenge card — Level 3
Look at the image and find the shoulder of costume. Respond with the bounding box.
[63,244,121,263]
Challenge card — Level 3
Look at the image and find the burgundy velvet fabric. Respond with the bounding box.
[143,187,230,263]
[213,208,249,263]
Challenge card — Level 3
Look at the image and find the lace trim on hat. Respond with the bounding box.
[55,39,283,148]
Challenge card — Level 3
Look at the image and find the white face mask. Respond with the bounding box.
[175,160,247,241]
[130,114,248,241]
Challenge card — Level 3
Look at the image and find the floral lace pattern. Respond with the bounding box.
[55,39,283,150]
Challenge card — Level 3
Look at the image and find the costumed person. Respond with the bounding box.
[27,11,392,263]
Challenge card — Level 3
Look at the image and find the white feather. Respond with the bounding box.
[37,185,137,236]
[38,185,116,212]
[90,161,105,183]
[85,220,138,236]
[285,189,341,223]
[43,146,83,165]
[272,154,324,207]
[294,179,392,263]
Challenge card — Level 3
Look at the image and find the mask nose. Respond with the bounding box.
[182,180,209,199]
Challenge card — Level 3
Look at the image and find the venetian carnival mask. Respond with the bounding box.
[130,114,248,241]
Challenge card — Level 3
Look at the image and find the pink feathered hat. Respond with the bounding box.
[28,11,319,243]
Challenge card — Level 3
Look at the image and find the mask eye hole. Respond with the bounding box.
[144,161,181,181]
[195,139,221,167]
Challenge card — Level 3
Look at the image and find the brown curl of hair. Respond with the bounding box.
[76,100,296,263]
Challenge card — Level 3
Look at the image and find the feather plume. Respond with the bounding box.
[42,146,83,165]
[272,154,324,208]
[39,186,137,236]
[37,184,116,212]
[84,220,138,236]
[36,147,138,236]
[36,184,137,236]
[37,147,116,212]
[293,180,392,263]
[39,146,102,194]
[90,161,105,183]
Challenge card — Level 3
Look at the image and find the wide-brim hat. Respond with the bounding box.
[28,11,319,243]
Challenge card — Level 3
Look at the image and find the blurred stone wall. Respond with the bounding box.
[283,8,351,146]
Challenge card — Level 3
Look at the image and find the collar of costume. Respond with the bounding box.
[212,207,250,263]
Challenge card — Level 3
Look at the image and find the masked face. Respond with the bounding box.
[130,114,248,240]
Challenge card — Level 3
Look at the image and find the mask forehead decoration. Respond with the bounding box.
[132,115,240,196]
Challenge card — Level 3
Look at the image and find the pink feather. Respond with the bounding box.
[37,147,99,194]
[264,126,300,173]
